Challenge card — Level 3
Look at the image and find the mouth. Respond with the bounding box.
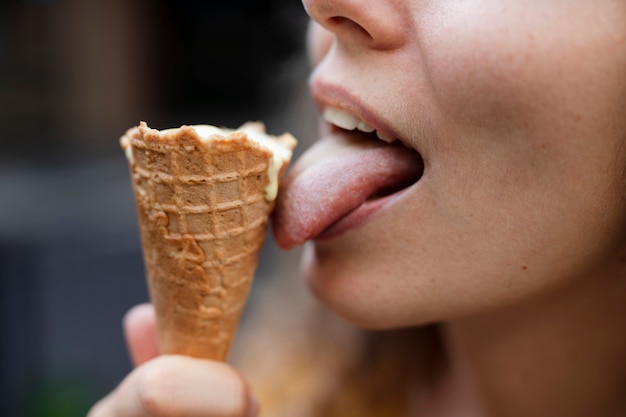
[316,106,424,240]
[272,101,424,249]
[323,105,424,196]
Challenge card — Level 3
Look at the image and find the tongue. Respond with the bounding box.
[272,132,423,249]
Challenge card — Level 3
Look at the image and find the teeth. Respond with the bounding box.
[323,106,396,143]
[357,121,375,133]
[376,131,396,143]
[323,107,360,130]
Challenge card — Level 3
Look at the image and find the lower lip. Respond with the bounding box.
[314,187,410,242]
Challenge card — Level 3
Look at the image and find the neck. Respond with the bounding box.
[438,266,626,417]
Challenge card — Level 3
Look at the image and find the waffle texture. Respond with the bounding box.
[121,122,295,360]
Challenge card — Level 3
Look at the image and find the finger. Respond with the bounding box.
[124,303,160,367]
[91,355,257,417]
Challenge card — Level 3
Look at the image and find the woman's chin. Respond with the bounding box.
[301,243,434,330]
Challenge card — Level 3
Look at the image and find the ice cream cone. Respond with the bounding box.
[121,122,296,360]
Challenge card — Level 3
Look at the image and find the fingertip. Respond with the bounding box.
[123,303,155,329]
[124,303,160,367]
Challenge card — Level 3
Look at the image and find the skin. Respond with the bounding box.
[293,0,626,415]
[293,0,626,328]
[90,0,626,416]
[88,304,259,417]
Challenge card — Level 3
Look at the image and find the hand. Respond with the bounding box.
[88,304,259,417]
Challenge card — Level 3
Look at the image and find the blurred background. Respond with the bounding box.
[0,1,313,415]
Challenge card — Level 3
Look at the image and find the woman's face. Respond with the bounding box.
[273,0,626,328]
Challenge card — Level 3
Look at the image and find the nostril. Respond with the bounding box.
[328,16,374,42]
[303,0,409,51]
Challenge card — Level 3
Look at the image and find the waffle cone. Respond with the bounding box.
[121,122,295,360]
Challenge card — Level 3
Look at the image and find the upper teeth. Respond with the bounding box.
[323,107,396,143]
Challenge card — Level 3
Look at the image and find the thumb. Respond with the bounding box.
[123,303,160,367]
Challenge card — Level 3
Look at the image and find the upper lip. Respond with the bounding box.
[309,79,407,146]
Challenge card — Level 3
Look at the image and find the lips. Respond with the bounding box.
[271,78,424,248]
[272,127,423,249]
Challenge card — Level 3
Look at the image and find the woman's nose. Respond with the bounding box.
[302,0,409,51]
